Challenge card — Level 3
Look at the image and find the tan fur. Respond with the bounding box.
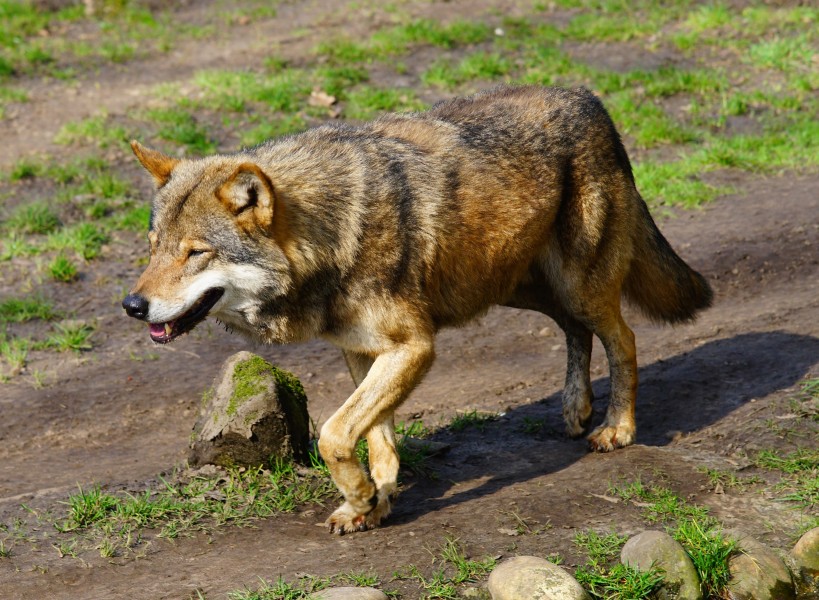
[125,85,712,534]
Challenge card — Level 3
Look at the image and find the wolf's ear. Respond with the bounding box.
[130,140,179,188]
[216,163,275,229]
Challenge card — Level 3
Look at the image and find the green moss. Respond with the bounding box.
[227,355,308,420]
[228,355,269,416]
[201,385,214,408]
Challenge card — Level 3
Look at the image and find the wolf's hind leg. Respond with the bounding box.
[342,349,373,387]
[503,284,594,437]
[561,320,594,437]
[581,299,637,452]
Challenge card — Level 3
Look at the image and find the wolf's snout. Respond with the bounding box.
[122,293,149,320]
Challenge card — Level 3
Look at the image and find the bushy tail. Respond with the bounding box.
[624,198,713,323]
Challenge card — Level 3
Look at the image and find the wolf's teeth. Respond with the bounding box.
[164,323,172,336]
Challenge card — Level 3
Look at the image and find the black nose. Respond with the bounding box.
[122,293,149,320]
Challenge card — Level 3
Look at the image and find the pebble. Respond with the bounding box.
[487,555,590,600]
[791,526,819,595]
[620,530,702,600]
[725,530,795,600]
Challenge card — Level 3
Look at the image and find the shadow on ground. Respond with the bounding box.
[390,330,819,525]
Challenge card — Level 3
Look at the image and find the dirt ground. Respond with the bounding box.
[0,1,817,598]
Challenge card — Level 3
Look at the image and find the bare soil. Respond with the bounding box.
[0,1,817,598]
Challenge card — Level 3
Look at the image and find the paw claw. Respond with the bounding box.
[325,495,392,535]
[587,424,634,452]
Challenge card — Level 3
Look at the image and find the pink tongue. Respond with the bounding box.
[149,323,169,337]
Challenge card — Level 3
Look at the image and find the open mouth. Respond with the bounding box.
[148,288,224,344]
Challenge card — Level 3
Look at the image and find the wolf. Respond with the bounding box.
[123,85,712,534]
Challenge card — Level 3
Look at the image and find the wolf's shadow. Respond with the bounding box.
[388,330,819,524]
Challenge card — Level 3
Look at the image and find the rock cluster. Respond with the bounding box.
[479,526,819,600]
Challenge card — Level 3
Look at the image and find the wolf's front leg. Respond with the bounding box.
[319,339,434,534]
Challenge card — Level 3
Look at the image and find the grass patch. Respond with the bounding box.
[448,410,497,433]
[423,51,512,89]
[55,461,337,549]
[317,65,369,99]
[240,115,307,148]
[194,69,309,113]
[227,576,330,600]
[747,34,815,73]
[606,92,695,148]
[756,448,819,508]
[345,86,424,121]
[145,107,216,154]
[4,202,60,234]
[572,528,664,600]
[612,480,737,597]
[0,332,31,377]
[48,254,79,283]
[575,562,664,600]
[45,222,109,260]
[315,18,491,64]
[54,113,128,148]
[0,296,55,323]
[397,535,496,598]
[46,321,95,352]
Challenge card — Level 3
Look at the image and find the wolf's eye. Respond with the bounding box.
[188,249,207,258]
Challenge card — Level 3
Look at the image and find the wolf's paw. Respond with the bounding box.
[587,423,635,452]
[325,495,392,535]
[564,403,593,438]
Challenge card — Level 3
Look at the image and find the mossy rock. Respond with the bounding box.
[189,351,310,467]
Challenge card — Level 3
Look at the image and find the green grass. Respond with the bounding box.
[345,86,424,121]
[448,410,497,433]
[755,448,819,508]
[55,460,337,545]
[611,480,737,597]
[48,254,78,283]
[46,321,95,352]
[423,51,512,89]
[240,115,307,148]
[54,113,128,148]
[398,536,496,598]
[315,18,491,64]
[574,530,628,567]
[673,517,736,595]
[317,65,369,99]
[193,69,310,113]
[747,34,815,73]
[145,107,216,154]
[4,202,60,234]
[697,466,762,490]
[45,222,109,260]
[606,92,695,148]
[574,562,664,600]
[227,576,329,600]
[0,332,31,377]
[0,296,55,323]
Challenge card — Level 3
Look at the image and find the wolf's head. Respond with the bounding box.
[122,141,292,344]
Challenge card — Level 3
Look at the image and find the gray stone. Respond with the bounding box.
[791,527,819,596]
[487,555,590,600]
[311,587,387,599]
[620,530,702,600]
[725,530,795,600]
[189,351,310,468]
